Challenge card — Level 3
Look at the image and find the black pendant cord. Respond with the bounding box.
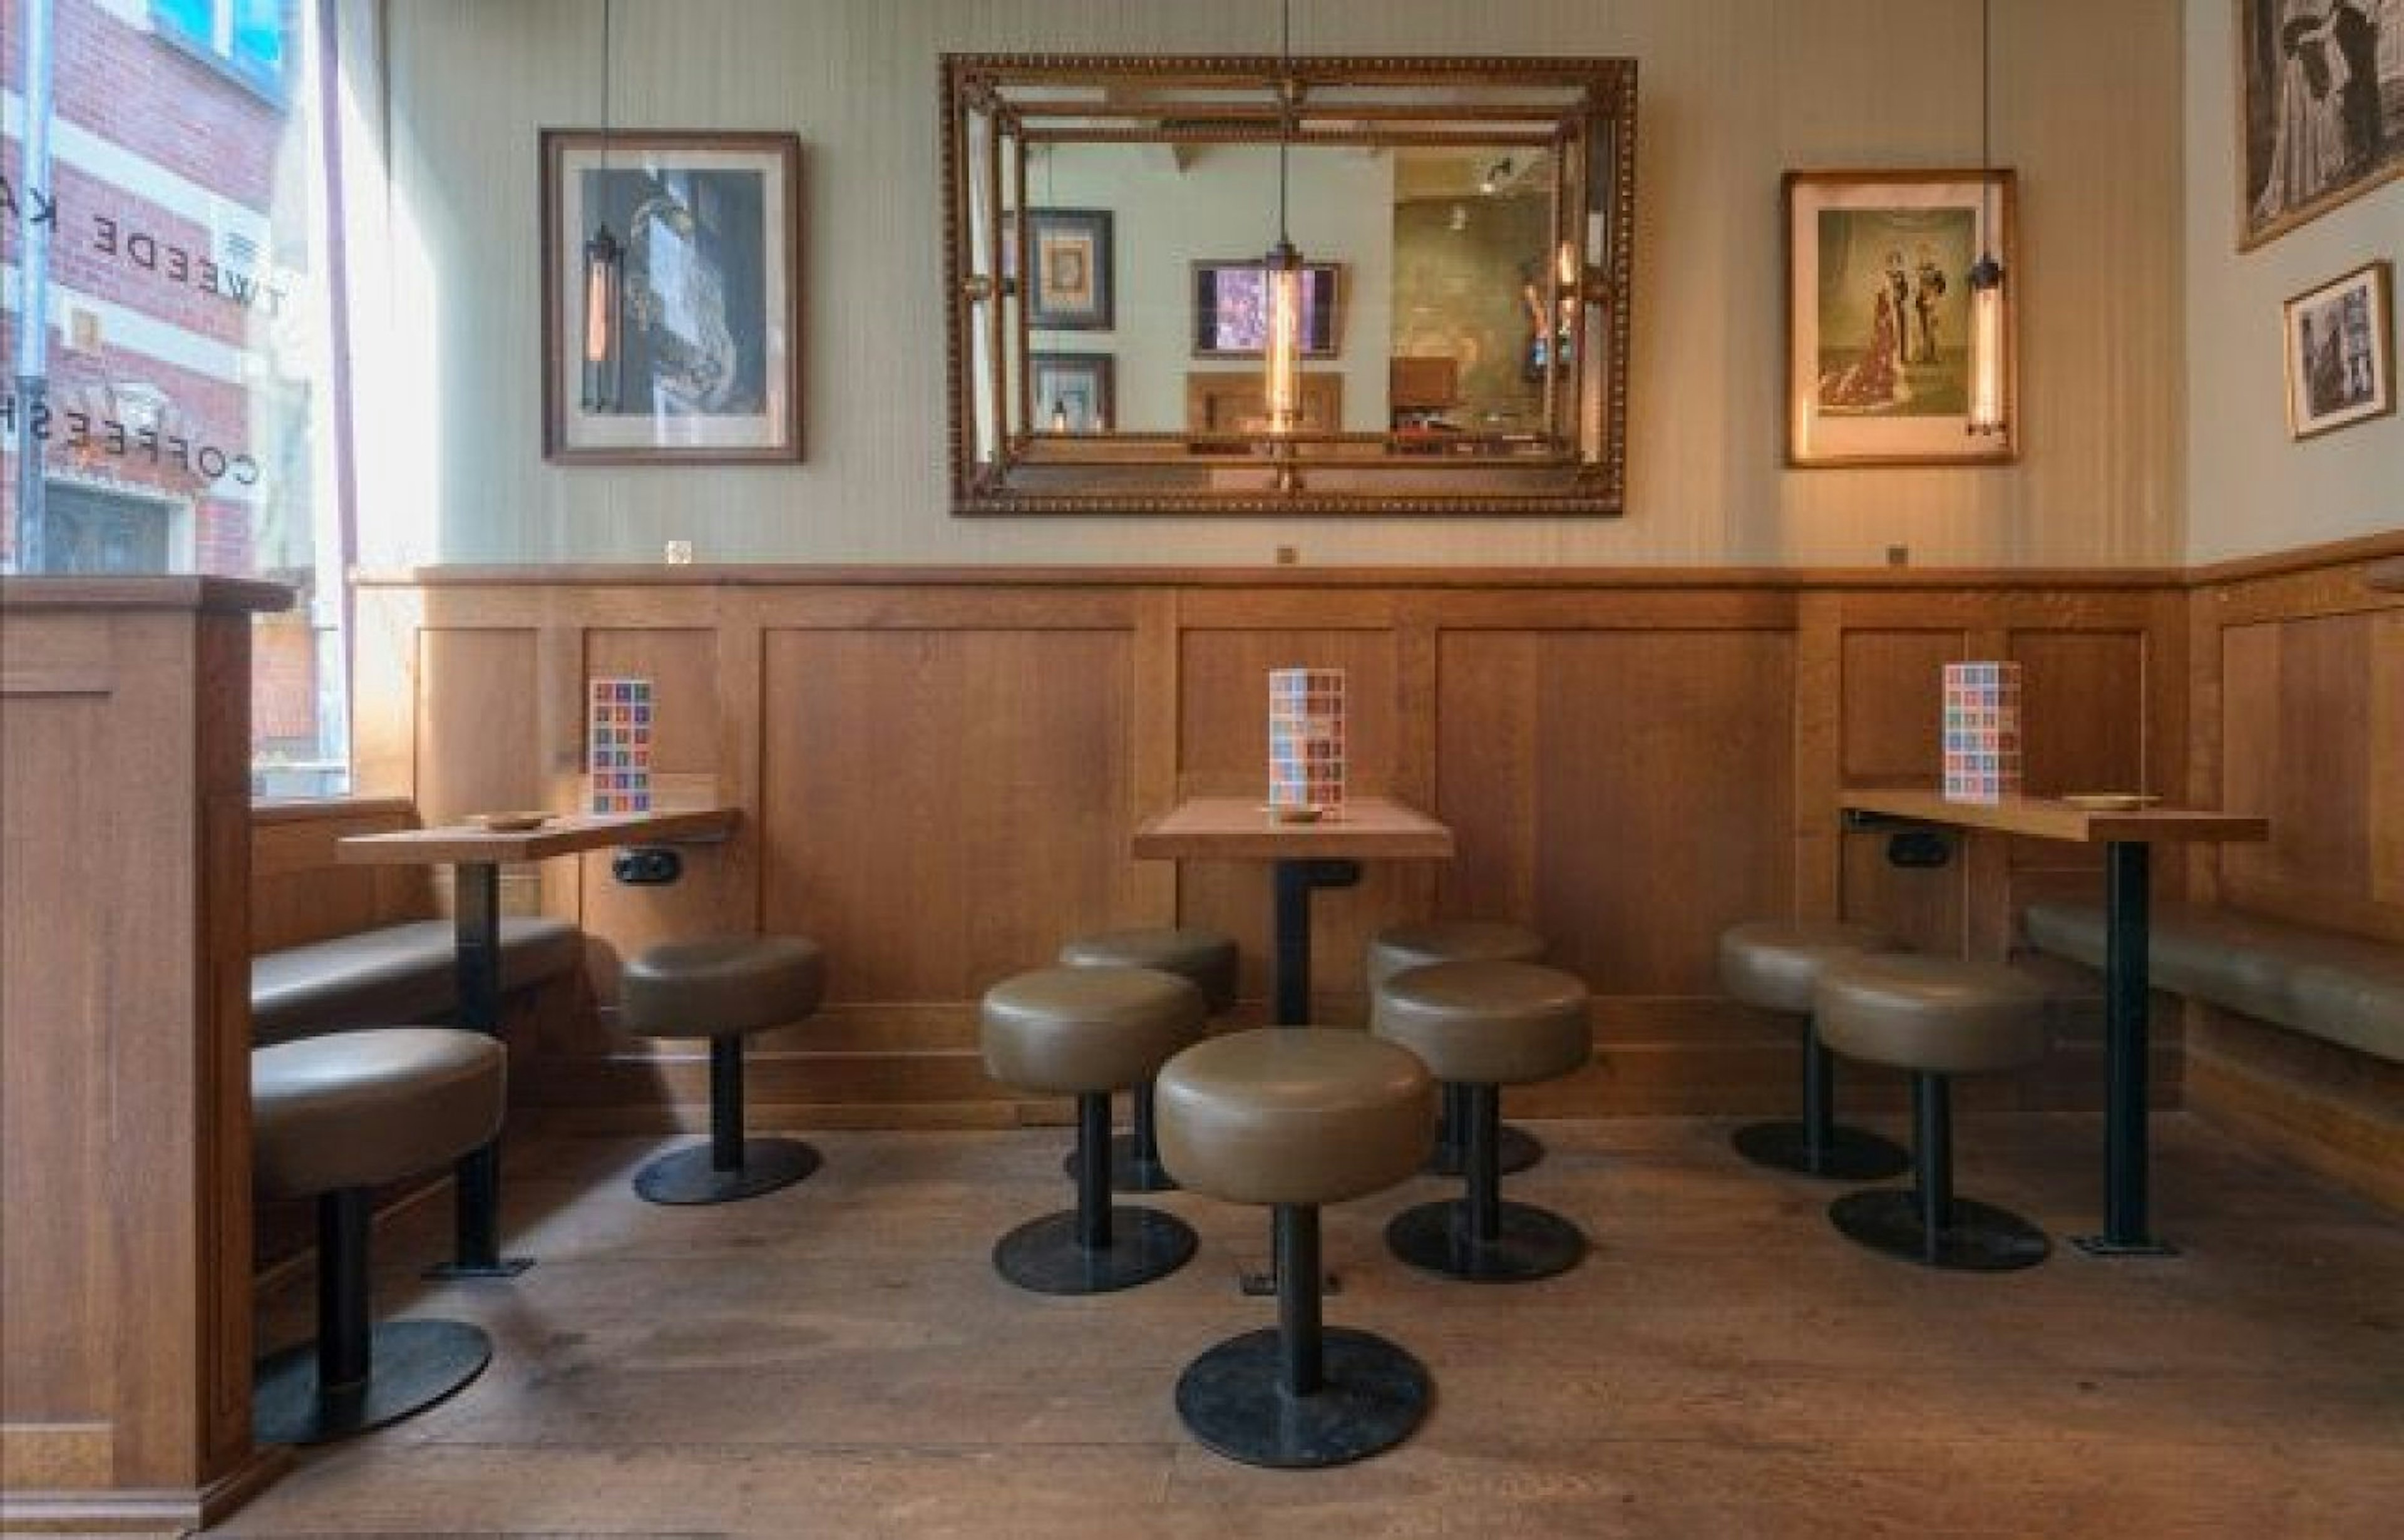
[1977,0,1991,245]
[599,0,613,177]
[1276,0,1292,249]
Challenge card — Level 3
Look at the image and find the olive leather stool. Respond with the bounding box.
[1816,953,2053,1272]
[1367,920,1547,1176]
[1719,920,1912,1181]
[619,935,827,1205]
[1374,960,1593,1282]
[1154,1028,1436,1469]
[980,965,1207,1293]
[1056,926,1240,1193]
[252,1027,506,1444]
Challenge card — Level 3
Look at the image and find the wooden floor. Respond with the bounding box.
[217,1113,2404,1538]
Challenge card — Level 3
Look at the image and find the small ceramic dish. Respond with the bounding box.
[2057,793,2159,813]
[470,810,554,833]
[1263,804,1325,824]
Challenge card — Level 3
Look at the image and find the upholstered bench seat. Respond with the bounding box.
[2022,902,2404,1065]
[250,917,581,1045]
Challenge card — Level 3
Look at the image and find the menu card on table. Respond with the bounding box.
[588,676,654,813]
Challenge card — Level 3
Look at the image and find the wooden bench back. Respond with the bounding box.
[250,798,435,954]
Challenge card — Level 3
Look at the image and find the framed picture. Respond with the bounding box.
[1189,260,1343,357]
[2282,259,2395,439]
[1031,352,1114,434]
[2236,0,2403,250]
[1026,208,1113,330]
[542,130,803,463]
[1785,169,2017,467]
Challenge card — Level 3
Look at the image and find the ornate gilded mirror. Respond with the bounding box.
[943,54,1638,516]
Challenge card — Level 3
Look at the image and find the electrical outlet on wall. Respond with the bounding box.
[664,540,694,565]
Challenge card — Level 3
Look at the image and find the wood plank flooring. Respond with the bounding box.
[215,1114,2404,1538]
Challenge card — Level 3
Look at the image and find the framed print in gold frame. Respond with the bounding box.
[1785,169,2018,468]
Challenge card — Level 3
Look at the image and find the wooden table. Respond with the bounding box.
[1134,795,1456,1025]
[341,807,739,1275]
[1839,788,2268,1255]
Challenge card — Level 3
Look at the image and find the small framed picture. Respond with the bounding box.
[1031,351,1114,434]
[540,129,803,463]
[1189,260,1343,358]
[1025,208,1113,330]
[1784,169,2016,467]
[2283,260,2394,441]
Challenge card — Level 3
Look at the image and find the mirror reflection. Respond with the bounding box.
[944,56,1638,516]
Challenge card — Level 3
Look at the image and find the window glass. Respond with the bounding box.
[4,0,349,796]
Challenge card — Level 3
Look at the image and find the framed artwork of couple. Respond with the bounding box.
[1784,170,2018,468]
[2238,0,2401,249]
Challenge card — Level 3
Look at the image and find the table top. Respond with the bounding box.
[339,807,741,865]
[1839,788,2268,846]
[1133,795,1456,861]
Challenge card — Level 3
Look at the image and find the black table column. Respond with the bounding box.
[2072,840,2175,1257]
[426,861,533,1278]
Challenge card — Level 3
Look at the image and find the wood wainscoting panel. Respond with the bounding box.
[413,627,541,823]
[2185,540,2404,1209]
[1839,629,1964,786]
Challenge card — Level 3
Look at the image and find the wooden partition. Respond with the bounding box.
[1,578,292,1532]
[2183,536,2404,1208]
[354,565,2196,1133]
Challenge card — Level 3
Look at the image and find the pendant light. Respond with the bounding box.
[580,0,624,412]
[1965,0,2006,438]
[1262,0,1303,441]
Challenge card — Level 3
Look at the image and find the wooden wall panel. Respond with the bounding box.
[759,626,1139,1007]
[1840,630,1962,785]
[2185,540,2404,1209]
[414,627,540,822]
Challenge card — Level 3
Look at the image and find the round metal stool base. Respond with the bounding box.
[634,1137,820,1206]
[1732,1119,1911,1181]
[254,1319,491,1446]
[1386,1198,1586,1283]
[1062,1132,1179,1193]
[1426,1121,1544,1178]
[1176,1326,1431,1469]
[992,1206,1196,1295]
[1829,1189,2051,1272]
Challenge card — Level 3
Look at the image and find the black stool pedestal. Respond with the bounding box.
[1391,1084,1583,1283]
[997,1091,1194,1294]
[1732,1025,1909,1180]
[1062,1079,1178,1193]
[1174,1206,1428,1468]
[634,1035,819,1205]
[1828,1071,2049,1273]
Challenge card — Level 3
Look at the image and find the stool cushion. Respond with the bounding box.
[622,935,826,1039]
[1156,1029,1434,1206]
[1059,927,1240,1015]
[253,1027,506,1201]
[982,966,1206,1096]
[1366,920,1545,991]
[1373,960,1591,1086]
[1816,954,2050,1075]
[1718,920,1903,1014]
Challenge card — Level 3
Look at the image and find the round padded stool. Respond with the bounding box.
[1720,920,1912,1181]
[1057,926,1240,1193]
[1374,960,1591,1282]
[1367,920,1548,1176]
[620,935,827,1204]
[1155,1028,1436,1469]
[982,965,1206,1294]
[1816,953,2053,1272]
[252,1027,506,1444]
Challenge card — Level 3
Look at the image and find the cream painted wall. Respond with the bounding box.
[2184,0,2402,565]
[362,0,2187,570]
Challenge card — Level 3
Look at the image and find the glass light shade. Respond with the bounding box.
[1263,240,1304,434]
[1966,253,2006,436]
[580,223,623,410]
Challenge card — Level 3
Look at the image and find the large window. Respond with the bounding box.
[4,0,351,796]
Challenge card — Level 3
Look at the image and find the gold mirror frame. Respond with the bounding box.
[942,54,1638,516]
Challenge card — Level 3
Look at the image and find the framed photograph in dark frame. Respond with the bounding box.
[1189,260,1342,357]
[541,128,803,463]
[1025,208,1114,330]
[2282,259,2394,439]
[1031,351,1115,434]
